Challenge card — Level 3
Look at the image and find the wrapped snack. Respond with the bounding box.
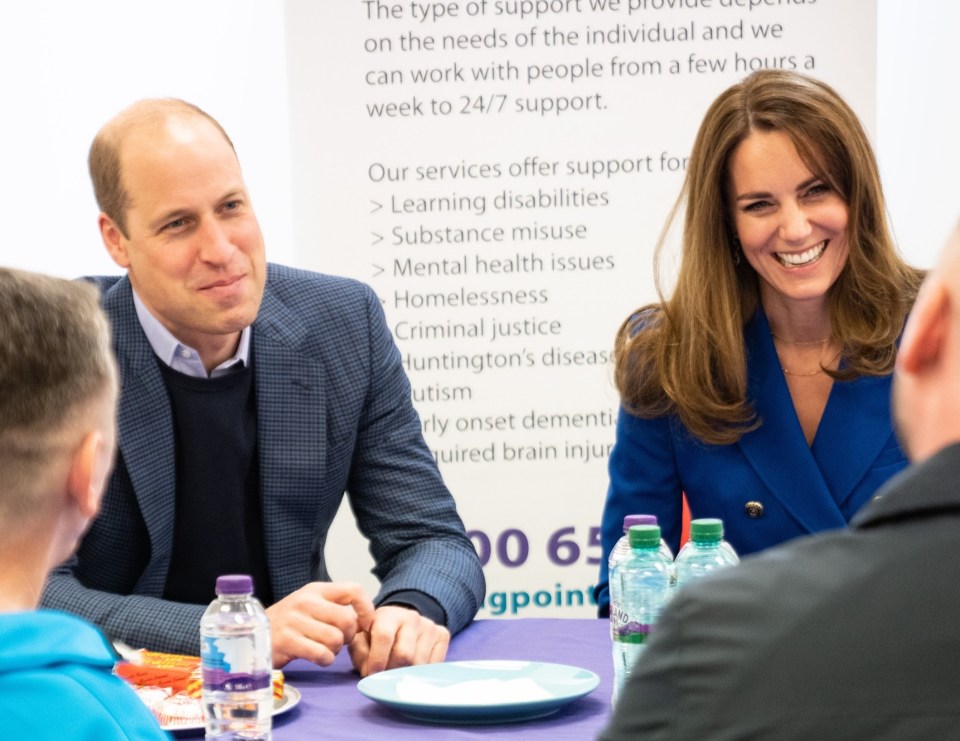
[118,648,285,730]
[155,693,204,727]
[132,686,172,713]
[272,670,285,700]
[115,650,201,693]
[116,649,284,700]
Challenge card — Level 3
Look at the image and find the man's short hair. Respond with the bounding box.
[88,98,236,237]
[0,269,117,517]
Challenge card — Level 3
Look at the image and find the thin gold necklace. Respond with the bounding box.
[770,331,830,346]
[780,350,841,377]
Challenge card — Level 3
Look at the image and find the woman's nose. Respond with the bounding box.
[778,201,813,244]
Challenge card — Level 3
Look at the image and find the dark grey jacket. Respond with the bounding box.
[600,442,960,740]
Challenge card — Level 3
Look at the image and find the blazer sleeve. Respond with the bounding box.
[43,467,205,656]
[345,287,485,634]
[42,565,206,656]
[596,407,684,616]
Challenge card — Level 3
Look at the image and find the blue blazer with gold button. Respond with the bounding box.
[596,309,907,614]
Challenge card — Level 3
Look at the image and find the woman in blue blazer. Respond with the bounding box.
[597,70,924,615]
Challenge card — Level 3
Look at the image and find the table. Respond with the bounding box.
[249,618,611,740]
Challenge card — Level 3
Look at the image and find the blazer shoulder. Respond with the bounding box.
[80,274,124,296]
[266,263,373,296]
[264,263,378,320]
[256,264,387,358]
[79,275,142,342]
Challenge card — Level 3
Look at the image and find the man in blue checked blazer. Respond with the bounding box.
[41,98,484,675]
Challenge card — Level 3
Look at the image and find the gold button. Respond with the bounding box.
[744,501,764,518]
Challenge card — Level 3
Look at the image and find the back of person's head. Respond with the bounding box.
[0,269,117,529]
[894,221,960,462]
[88,98,235,237]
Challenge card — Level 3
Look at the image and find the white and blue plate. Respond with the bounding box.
[357,660,599,724]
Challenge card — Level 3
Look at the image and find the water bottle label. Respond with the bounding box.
[201,669,271,693]
[201,635,271,692]
[612,621,653,644]
[611,604,654,644]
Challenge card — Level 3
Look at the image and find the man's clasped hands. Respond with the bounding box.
[265,582,450,676]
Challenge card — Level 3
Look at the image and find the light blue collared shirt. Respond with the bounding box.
[132,289,251,378]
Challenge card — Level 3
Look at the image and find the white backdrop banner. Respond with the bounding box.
[285,0,876,618]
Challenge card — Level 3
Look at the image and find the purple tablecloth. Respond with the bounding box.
[264,618,612,740]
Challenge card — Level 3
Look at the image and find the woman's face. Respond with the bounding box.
[728,129,849,313]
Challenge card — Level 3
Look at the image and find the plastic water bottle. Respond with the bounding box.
[674,518,740,589]
[608,514,675,576]
[200,574,273,740]
[607,515,674,624]
[610,524,676,707]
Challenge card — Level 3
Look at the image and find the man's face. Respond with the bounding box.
[103,115,266,354]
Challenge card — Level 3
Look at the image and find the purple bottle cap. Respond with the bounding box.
[623,514,657,531]
[215,574,254,595]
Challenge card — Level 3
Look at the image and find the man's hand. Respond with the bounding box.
[266,582,375,668]
[348,604,450,677]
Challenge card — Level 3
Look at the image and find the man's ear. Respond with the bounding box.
[65,430,108,520]
[899,280,950,375]
[98,213,131,268]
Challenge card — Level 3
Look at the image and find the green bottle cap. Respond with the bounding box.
[690,518,723,542]
[628,524,661,549]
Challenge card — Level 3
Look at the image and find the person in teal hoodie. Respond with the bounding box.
[0,268,169,740]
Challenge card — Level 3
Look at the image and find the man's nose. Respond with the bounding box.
[197,219,235,264]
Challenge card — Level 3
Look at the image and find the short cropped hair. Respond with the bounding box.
[88,98,235,237]
[0,269,117,517]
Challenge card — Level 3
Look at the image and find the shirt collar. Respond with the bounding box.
[132,288,251,379]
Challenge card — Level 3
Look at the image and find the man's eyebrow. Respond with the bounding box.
[148,208,192,231]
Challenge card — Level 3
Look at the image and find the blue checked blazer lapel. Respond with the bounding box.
[252,282,328,598]
[101,278,177,592]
